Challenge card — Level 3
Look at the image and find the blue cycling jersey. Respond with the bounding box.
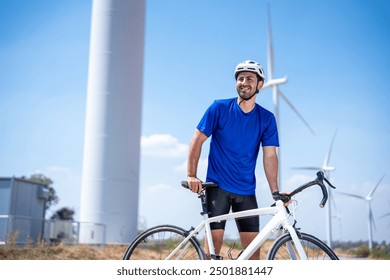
[197,98,279,195]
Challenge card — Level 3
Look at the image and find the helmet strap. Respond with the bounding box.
[238,91,258,107]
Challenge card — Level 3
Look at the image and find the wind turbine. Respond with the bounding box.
[337,174,386,250]
[292,130,337,248]
[262,6,315,188]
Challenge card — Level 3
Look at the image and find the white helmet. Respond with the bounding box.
[234,60,265,80]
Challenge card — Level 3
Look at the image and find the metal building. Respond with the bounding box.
[0,177,49,245]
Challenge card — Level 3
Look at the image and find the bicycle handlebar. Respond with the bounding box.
[288,171,336,208]
[180,181,218,189]
[181,171,335,208]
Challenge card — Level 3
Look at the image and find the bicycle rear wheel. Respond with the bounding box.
[267,232,339,260]
[123,225,206,260]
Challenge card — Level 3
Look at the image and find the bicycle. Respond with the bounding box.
[123,171,339,260]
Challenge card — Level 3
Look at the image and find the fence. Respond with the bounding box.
[0,215,106,245]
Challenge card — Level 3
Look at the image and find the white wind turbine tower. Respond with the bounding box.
[262,7,315,188]
[292,130,337,248]
[332,212,343,241]
[338,174,386,250]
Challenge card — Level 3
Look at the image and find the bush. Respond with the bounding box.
[350,244,370,258]
[370,245,390,259]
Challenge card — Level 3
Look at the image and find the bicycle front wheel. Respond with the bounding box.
[123,225,206,260]
[267,232,339,260]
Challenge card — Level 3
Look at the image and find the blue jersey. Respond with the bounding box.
[197,98,279,195]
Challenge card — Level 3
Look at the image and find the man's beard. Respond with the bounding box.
[237,90,257,101]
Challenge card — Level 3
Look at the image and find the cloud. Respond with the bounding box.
[141,134,188,158]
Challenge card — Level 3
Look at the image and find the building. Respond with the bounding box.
[0,177,49,245]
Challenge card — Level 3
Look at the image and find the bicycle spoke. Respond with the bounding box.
[123,225,205,260]
[268,232,338,260]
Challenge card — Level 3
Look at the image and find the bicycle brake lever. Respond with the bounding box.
[323,177,336,189]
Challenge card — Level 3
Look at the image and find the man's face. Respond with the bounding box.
[236,72,262,100]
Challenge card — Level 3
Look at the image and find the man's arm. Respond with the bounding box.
[263,146,279,193]
[187,129,208,193]
[263,146,291,204]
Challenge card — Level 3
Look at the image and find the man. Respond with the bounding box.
[187,60,288,259]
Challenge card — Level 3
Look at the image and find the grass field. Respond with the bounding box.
[0,243,128,260]
[0,239,388,260]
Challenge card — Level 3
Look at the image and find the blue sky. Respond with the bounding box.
[1,0,389,245]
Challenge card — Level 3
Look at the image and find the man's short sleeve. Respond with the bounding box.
[196,100,220,137]
[261,113,279,147]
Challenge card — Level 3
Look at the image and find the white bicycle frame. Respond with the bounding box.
[166,200,308,260]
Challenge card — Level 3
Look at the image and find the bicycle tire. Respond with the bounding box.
[267,232,339,260]
[123,225,206,260]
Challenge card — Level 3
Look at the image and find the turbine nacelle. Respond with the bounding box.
[324,166,336,172]
[262,77,288,89]
[292,166,335,172]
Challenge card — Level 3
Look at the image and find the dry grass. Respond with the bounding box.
[0,243,128,260]
[0,243,253,260]
[0,239,275,260]
[0,243,366,260]
[0,237,362,260]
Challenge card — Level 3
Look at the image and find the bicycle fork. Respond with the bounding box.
[283,224,308,260]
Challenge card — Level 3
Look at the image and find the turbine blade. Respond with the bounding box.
[337,191,365,200]
[291,166,321,170]
[367,173,386,199]
[323,129,337,167]
[278,89,316,135]
[380,213,390,219]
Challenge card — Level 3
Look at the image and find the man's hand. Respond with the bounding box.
[272,191,292,206]
[187,176,203,194]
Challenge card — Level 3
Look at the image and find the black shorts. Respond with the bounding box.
[205,186,259,232]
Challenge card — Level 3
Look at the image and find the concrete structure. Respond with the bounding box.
[0,177,49,244]
[79,0,145,244]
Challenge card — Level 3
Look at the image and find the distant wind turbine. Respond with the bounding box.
[262,6,315,188]
[337,174,386,250]
[292,130,337,248]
